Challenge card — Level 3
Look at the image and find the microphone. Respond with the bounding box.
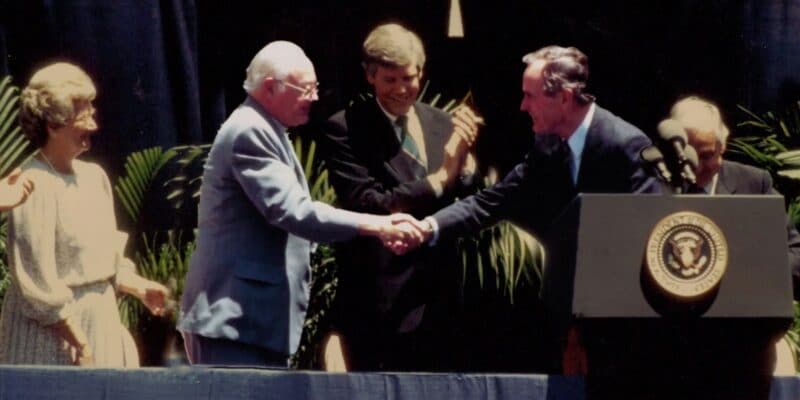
[682,145,698,186]
[640,146,672,183]
[657,119,689,163]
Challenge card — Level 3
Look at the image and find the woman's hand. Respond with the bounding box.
[75,343,95,366]
[52,315,94,366]
[137,279,173,317]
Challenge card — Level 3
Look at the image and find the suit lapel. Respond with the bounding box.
[415,103,448,171]
[255,99,310,194]
[575,109,604,190]
[366,100,427,181]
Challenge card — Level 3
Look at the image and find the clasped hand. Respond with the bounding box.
[364,214,431,255]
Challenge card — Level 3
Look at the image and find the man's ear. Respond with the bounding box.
[561,88,574,106]
[365,70,376,86]
[262,77,280,96]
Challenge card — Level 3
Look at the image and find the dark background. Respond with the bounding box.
[0,0,798,177]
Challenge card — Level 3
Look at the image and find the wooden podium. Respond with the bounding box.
[541,194,794,399]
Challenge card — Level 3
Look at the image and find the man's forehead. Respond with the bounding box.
[376,63,418,75]
[687,129,720,147]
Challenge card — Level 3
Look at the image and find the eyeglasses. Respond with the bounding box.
[279,80,320,99]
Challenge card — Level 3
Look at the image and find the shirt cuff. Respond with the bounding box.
[423,216,440,246]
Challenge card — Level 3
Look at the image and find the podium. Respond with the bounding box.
[541,194,794,399]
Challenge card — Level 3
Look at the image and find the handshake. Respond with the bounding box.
[359,213,434,255]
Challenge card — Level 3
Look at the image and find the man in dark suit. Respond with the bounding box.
[323,23,482,372]
[670,96,800,299]
[389,46,657,373]
[410,46,657,245]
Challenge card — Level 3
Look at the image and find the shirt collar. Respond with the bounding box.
[376,98,417,124]
[246,95,288,135]
[566,102,596,163]
[703,173,719,195]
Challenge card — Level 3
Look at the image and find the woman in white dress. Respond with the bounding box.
[0,62,170,367]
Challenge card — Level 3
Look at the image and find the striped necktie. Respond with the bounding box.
[395,115,425,169]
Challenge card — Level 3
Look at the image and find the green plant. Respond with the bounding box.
[291,136,341,369]
[115,146,177,223]
[0,76,35,304]
[457,220,544,303]
[730,101,800,371]
[729,102,800,212]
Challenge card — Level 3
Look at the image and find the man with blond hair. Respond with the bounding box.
[323,23,482,371]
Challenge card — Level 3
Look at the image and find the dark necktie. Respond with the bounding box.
[535,134,576,190]
[395,115,426,177]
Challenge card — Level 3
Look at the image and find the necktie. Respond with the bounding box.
[395,115,424,168]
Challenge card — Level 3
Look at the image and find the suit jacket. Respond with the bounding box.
[716,160,800,299]
[324,98,474,338]
[432,105,658,240]
[179,97,367,356]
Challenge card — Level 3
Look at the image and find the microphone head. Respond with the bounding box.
[684,145,699,169]
[657,119,687,143]
[640,145,665,163]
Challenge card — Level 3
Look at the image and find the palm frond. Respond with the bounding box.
[114,146,177,223]
[0,76,34,304]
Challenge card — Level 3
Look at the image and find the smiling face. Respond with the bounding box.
[519,60,568,138]
[367,63,420,116]
[48,99,98,159]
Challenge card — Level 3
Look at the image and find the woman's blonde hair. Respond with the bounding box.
[18,62,96,148]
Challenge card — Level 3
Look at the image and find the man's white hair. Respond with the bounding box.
[670,96,730,144]
[243,41,313,94]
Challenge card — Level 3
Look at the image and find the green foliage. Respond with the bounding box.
[0,76,35,304]
[291,136,340,369]
[728,102,800,212]
[163,144,211,209]
[731,102,800,371]
[457,220,544,303]
[115,147,177,223]
[787,300,800,372]
[118,231,194,330]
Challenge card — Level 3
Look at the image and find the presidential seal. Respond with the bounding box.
[645,211,728,298]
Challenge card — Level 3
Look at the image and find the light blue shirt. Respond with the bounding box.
[566,102,596,184]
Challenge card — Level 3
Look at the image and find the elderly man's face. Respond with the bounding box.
[520,60,568,138]
[367,64,420,116]
[271,69,319,127]
[687,129,723,188]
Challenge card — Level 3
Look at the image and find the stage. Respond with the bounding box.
[0,366,798,399]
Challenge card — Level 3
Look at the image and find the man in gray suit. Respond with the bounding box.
[669,96,800,298]
[179,41,419,367]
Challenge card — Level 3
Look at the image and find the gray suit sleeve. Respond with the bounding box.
[230,127,365,243]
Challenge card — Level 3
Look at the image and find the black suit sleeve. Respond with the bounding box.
[432,160,528,241]
[323,115,439,215]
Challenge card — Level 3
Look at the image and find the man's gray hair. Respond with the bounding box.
[243,41,313,94]
[669,96,730,144]
[522,45,595,105]
[362,23,426,76]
